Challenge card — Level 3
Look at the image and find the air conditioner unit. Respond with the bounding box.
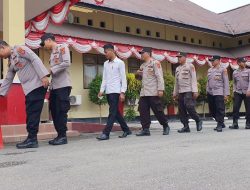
[70,95,82,106]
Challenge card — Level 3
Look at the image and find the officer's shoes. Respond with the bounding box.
[178,126,190,133]
[96,134,110,141]
[119,131,132,138]
[163,125,170,135]
[215,125,223,132]
[229,123,239,129]
[136,129,151,136]
[49,136,68,145]
[245,124,250,129]
[16,137,38,149]
[196,120,203,131]
[214,123,226,131]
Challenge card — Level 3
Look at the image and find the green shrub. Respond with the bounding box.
[126,73,141,102]
[225,80,234,111]
[124,106,137,122]
[88,75,108,123]
[162,72,175,107]
[197,77,208,102]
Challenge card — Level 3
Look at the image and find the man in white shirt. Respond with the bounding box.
[96,44,132,140]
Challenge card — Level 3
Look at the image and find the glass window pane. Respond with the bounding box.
[172,63,179,76]
[83,54,97,64]
[98,65,104,76]
[97,55,106,65]
[128,58,141,73]
[84,65,97,88]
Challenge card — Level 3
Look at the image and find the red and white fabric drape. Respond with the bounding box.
[94,0,105,5]
[25,0,79,37]
[25,0,105,37]
[26,32,249,69]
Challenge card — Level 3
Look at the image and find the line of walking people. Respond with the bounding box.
[0,33,249,148]
[96,45,250,140]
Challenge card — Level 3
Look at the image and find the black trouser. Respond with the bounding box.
[25,86,47,139]
[207,94,225,125]
[178,92,200,125]
[138,96,168,129]
[103,93,130,135]
[49,87,71,137]
[232,92,250,124]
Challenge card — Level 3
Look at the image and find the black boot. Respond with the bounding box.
[178,124,190,133]
[49,135,68,145]
[16,137,38,149]
[215,123,223,132]
[163,124,170,135]
[196,120,203,131]
[245,123,250,129]
[96,133,110,141]
[136,129,151,136]
[229,119,239,129]
[119,131,132,138]
[214,123,226,130]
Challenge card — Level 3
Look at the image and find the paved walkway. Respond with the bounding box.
[0,119,249,190]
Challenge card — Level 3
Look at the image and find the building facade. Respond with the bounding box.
[1,0,250,120]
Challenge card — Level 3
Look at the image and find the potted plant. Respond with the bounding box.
[125,73,141,106]
[225,80,234,115]
[197,77,208,118]
[88,75,108,124]
[162,72,175,115]
[124,106,137,122]
[124,73,141,122]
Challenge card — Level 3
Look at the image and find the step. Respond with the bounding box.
[1,122,80,143]
[3,131,80,143]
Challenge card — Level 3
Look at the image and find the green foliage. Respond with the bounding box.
[162,72,175,107]
[197,77,208,102]
[225,80,234,110]
[125,73,141,101]
[124,106,137,121]
[88,75,107,106]
[124,73,140,121]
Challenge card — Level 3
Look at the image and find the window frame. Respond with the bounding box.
[128,57,141,74]
[83,54,106,89]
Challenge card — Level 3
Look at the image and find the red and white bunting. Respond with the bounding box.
[25,0,104,37]
[26,32,245,70]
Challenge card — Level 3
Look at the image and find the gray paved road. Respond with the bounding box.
[0,120,250,190]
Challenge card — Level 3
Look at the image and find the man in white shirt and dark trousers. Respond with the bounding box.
[96,44,132,141]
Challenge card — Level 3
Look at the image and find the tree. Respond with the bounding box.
[88,75,108,124]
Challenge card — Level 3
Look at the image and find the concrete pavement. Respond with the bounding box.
[0,119,250,190]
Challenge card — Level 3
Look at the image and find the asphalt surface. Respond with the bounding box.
[0,120,250,190]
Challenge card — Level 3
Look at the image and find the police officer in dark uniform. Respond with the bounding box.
[0,40,50,149]
[40,33,72,145]
[173,52,203,133]
[207,55,230,132]
[229,57,250,129]
[135,47,170,136]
